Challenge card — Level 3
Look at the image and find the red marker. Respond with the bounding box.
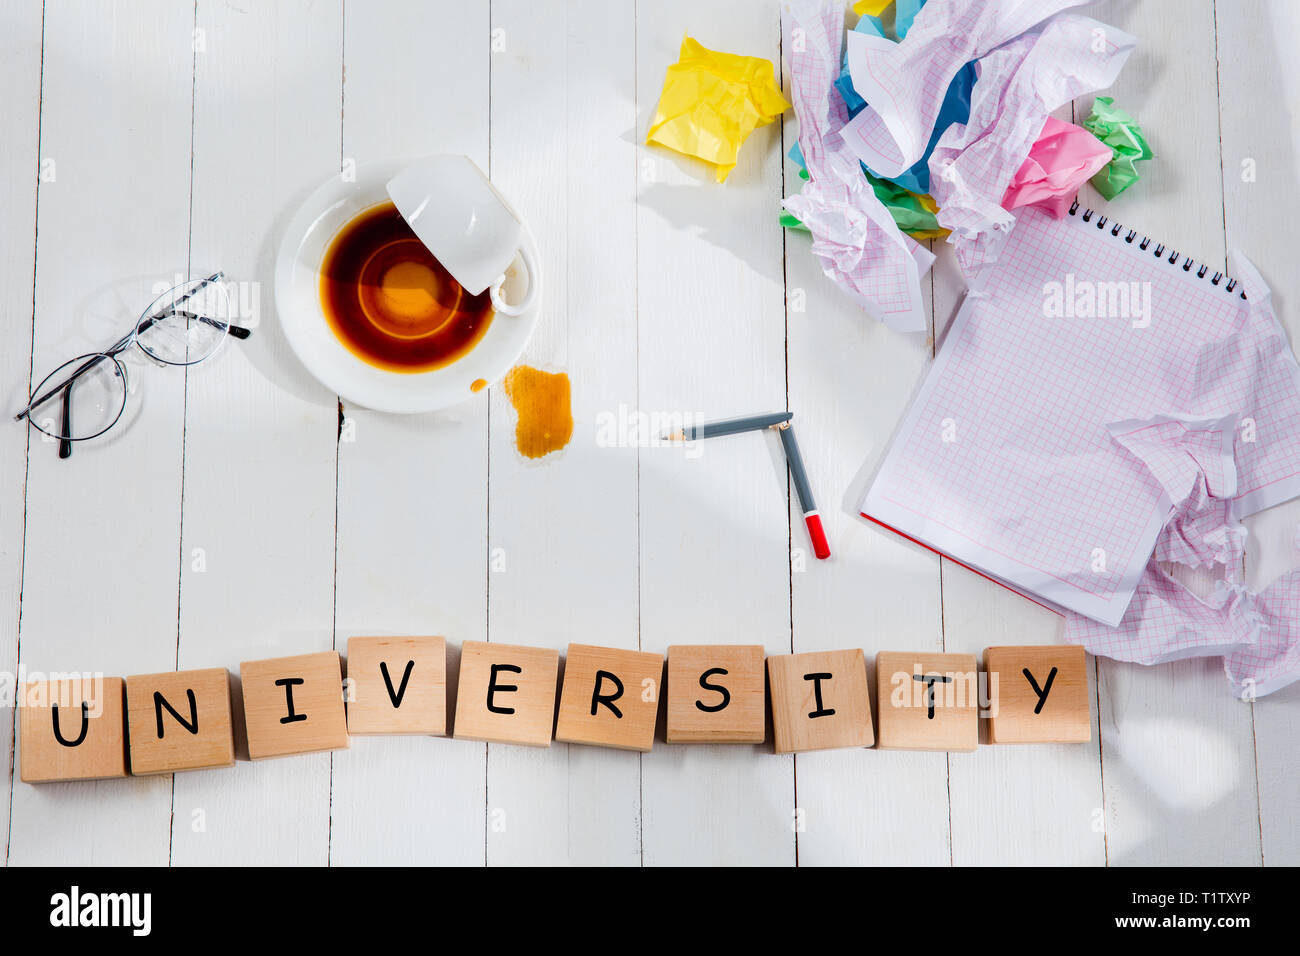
[663,411,831,560]
[775,421,830,560]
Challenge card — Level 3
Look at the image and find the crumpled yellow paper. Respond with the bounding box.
[852,0,894,16]
[646,36,790,183]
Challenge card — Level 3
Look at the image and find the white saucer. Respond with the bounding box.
[273,159,541,413]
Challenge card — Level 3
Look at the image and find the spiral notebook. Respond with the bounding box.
[862,203,1300,626]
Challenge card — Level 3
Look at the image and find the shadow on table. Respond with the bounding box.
[624,111,789,281]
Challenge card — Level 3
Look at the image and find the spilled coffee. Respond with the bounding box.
[319,201,493,373]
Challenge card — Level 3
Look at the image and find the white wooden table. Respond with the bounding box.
[1,0,1296,866]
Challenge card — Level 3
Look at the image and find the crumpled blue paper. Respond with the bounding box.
[894,0,926,38]
[833,15,885,116]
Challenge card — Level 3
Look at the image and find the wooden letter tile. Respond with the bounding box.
[453,641,559,747]
[346,636,446,736]
[125,668,235,774]
[555,644,663,752]
[666,644,766,744]
[20,677,127,783]
[240,651,349,760]
[984,645,1091,744]
[767,649,873,753]
[876,651,978,752]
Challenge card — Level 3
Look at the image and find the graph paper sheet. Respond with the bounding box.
[839,0,1089,177]
[925,15,1134,280]
[862,206,1300,626]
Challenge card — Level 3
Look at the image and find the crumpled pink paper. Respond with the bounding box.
[1001,116,1113,218]
[781,0,933,333]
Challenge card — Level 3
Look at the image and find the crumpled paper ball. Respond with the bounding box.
[1083,95,1153,199]
[646,36,790,183]
[1002,116,1113,218]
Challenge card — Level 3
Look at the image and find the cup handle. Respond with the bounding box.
[489,244,538,317]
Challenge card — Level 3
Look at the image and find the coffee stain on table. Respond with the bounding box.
[503,365,572,459]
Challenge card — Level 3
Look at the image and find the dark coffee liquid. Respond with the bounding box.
[319,201,494,373]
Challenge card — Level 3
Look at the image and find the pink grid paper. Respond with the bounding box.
[781,0,925,326]
[927,18,1135,280]
[838,0,1090,177]
[862,205,1300,628]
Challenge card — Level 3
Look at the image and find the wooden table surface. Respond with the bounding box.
[1,0,1296,866]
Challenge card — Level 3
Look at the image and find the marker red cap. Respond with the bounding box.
[776,421,830,560]
[803,510,831,560]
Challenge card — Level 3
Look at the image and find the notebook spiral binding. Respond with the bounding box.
[1067,200,1247,300]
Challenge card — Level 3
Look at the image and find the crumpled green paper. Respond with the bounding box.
[866,172,948,239]
[646,36,790,183]
[1083,96,1153,199]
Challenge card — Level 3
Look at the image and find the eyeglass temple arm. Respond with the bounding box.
[13,348,125,423]
[59,384,72,459]
[164,311,252,339]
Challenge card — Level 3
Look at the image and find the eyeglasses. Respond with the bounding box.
[14,272,251,459]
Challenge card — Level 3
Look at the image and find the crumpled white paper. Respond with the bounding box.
[839,0,1090,177]
[928,15,1136,279]
[782,0,934,333]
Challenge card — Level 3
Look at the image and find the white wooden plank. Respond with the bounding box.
[329,0,490,866]
[171,0,342,866]
[1080,0,1261,866]
[1216,0,1300,867]
[7,0,195,865]
[484,0,641,865]
[636,0,794,866]
[0,0,43,867]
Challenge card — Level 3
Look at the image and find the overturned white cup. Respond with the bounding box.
[386,155,539,317]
